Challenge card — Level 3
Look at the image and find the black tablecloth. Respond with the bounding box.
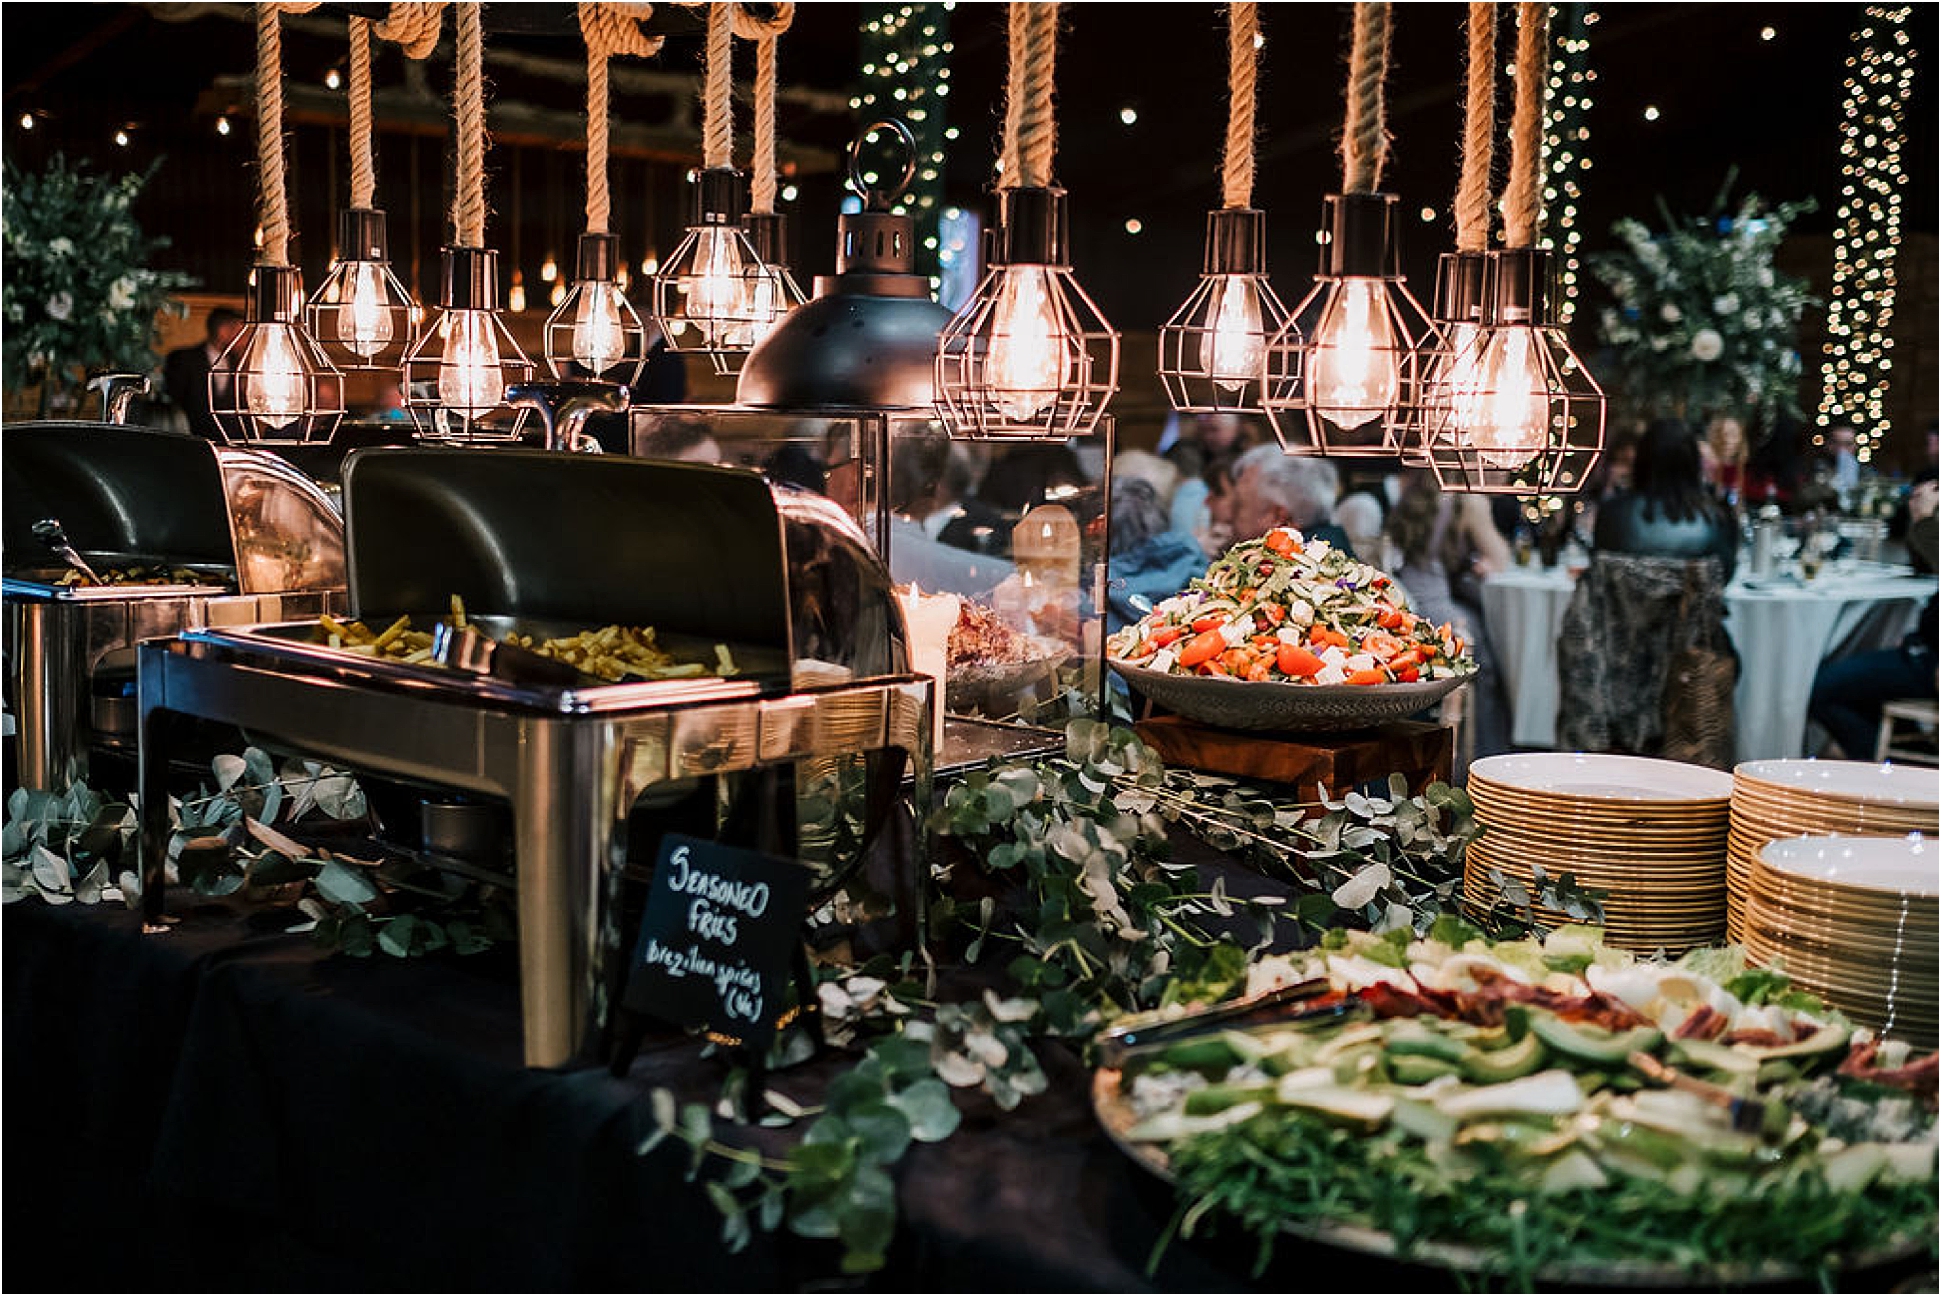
[7,883,1923,1293]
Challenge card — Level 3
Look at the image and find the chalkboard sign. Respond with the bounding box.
[623,833,812,1052]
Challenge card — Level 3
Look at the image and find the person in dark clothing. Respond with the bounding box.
[1591,417,1738,582]
[161,306,243,438]
[1809,481,1938,758]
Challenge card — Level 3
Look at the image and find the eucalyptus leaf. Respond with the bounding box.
[30,843,69,894]
[314,775,367,821]
[313,858,379,906]
[888,1078,961,1142]
[212,753,247,792]
[74,859,109,904]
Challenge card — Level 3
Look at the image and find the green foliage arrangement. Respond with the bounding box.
[1,154,195,403]
[1589,186,1816,423]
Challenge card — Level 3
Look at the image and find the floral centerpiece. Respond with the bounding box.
[1589,189,1816,423]
[2,154,195,416]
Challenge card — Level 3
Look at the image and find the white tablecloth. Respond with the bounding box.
[1481,561,1935,761]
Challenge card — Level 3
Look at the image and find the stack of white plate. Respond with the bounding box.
[1744,836,1936,1045]
[1727,760,1939,942]
[1463,753,1732,954]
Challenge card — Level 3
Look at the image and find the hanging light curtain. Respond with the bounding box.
[543,3,662,384]
[211,0,344,445]
[1156,2,1293,414]
[934,2,1118,441]
[1422,2,1606,493]
[402,2,536,440]
[305,13,417,370]
[1262,1,1444,458]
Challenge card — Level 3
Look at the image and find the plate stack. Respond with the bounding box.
[1727,760,1939,942]
[1743,836,1936,1046]
[1463,754,1732,954]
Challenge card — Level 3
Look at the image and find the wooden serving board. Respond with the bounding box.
[1133,715,1452,803]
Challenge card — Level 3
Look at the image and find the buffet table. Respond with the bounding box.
[7,855,1482,1295]
[1482,562,1933,760]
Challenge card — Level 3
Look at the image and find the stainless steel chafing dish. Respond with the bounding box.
[137,446,929,1068]
[3,422,346,789]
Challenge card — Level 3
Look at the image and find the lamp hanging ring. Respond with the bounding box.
[846,119,917,213]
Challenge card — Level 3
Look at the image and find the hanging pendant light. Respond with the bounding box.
[713,7,808,372]
[1421,3,1605,493]
[544,5,659,384]
[212,2,342,444]
[934,2,1117,441]
[649,6,783,373]
[1262,3,1444,458]
[403,4,533,439]
[1158,3,1293,413]
[737,120,953,411]
[305,16,416,370]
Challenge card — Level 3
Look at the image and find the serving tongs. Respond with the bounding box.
[31,519,104,587]
[430,622,593,689]
[1096,977,1351,1069]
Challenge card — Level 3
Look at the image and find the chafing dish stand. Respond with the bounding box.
[139,448,929,1070]
[4,423,346,791]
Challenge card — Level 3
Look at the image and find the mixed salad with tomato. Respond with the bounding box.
[1107,526,1475,686]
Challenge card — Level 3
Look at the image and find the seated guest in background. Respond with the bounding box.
[1703,413,1750,508]
[1103,478,1206,634]
[974,441,1089,518]
[1592,417,1737,583]
[1810,480,1937,759]
[1743,410,1804,508]
[1226,443,1356,555]
[1111,448,1180,513]
[1160,410,1254,483]
[162,306,243,439]
[1825,423,1863,497]
[894,433,1007,555]
[1332,463,1401,569]
[635,413,721,464]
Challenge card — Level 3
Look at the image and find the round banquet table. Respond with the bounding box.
[1481,559,1935,762]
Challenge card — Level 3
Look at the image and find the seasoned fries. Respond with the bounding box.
[309,606,733,683]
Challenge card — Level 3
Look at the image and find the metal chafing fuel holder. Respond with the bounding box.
[3,422,347,790]
[138,447,929,1069]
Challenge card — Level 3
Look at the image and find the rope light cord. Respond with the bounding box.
[701,2,734,169]
[729,3,793,211]
[375,2,444,60]
[254,2,321,263]
[453,1,486,245]
[1503,1,1548,248]
[1221,2,1258,210]
[346,16,376,207]
[1454,1,1495,252]
[579,3,664,234]
[1339,1,1392,194]
[1000,1,1058,188]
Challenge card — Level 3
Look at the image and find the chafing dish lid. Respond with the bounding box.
[3,423,233,567]
[341,447,791,652]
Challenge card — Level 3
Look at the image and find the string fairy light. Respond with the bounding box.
[1815,5,1917,463]
[1539,4,1595,322]
[858,1,953,279]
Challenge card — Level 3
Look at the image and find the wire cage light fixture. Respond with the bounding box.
[934,2,1118,441]
[1261,3,1446,458]
[1157,2,1294,414]
[403,4,534,439]
[213,2,343,445]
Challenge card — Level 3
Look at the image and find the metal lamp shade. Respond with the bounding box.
[543,236,649,386]
[211,265,345,446]
[305,208,417,370]
[1419,322,1606,495]
[1158,208,1296,414]
[404,247,536,442]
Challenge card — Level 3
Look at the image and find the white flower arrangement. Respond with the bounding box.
[1589,191,1816,421]
[2,154,195,400]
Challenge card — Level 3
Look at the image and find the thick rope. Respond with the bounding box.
[348,16,376,208]
[376,2,444,60]
[579,5,663,234]
[1454,2,1495,251]
[751,36,778,211]
[702,3,733,169]
[453,1,485,245]
[1503,0,1547,247]
[1221,2,1258,209]
[256,2,290,263]
[730,2,793,40]
[1000,1,1058,189]
[1339,1,1392,194]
